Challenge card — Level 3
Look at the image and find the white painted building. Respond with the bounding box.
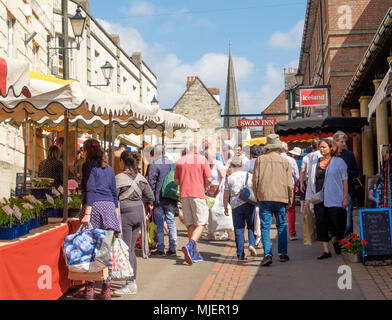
[0,0,157,198]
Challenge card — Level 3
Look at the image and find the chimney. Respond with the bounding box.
[187,76,196,89]
[131,52,142,68]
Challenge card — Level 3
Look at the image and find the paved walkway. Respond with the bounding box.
[63,207,392,300]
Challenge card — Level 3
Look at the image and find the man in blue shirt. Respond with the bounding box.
[333,131,359,237]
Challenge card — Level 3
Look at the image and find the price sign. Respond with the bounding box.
[12,205,22,221]
[2,205,13,216]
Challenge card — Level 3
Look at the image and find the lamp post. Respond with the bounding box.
[287,69,304,120]
[47,4,86,79]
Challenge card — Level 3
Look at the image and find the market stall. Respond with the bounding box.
[274,116,368,142]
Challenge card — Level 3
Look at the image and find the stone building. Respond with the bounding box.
[0,0,156,198]
[298,0,392,116]
[165,76,221,160]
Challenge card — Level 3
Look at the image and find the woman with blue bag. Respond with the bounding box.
[73,139,121,300]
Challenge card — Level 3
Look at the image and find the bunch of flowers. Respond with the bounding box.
[340,233,367,255]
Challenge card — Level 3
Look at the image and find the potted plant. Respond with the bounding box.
[340,233,367,263]
[0,207,18,240]
[68,195,82,218]
[31,178,54,199]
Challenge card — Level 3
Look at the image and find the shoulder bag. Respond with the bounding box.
[239,172,258,206]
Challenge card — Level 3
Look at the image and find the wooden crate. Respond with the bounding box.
[68,268,108,281]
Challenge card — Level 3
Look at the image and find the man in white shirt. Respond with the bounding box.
[280,142,299,241]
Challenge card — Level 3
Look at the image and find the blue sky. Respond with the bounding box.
[90,0,306,114]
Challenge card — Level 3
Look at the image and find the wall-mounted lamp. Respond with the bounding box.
[89,61,114,87]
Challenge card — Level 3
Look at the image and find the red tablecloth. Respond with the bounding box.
[0,220,80,300]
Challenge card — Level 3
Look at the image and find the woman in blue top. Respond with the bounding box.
[74,138,120,300]
[305,138,348,260]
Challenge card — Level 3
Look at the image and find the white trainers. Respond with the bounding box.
[289,236,298,241]
[249,245,257,257]
[114,283,137,295]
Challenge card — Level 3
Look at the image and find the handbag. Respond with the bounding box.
[302,207,316,245]
[63,223,114,273]
[111,235,134,280]
[239,172,258,206]
[209,191,234,233]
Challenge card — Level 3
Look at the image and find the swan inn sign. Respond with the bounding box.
[238,118,277,127]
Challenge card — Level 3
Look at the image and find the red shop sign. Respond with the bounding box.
[238,118,277,127]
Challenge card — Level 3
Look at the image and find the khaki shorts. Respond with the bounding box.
[180,197,209,227]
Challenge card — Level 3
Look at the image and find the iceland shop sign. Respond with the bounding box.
[238,118,277,127]
[300,86,329,109]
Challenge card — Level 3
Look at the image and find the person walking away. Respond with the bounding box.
[300,139,320,214]
[243,145,264,248]
[38,145,64,189]
[148,144,178,256]
[75,139,121,300]
[223,168,256,261]
[174,142,212,264]
[202,149,227,241]
[333,131,358,237]
[114,151,155,295]
[280,142,300,241]
[253,134,293,266]
[305,138,349,259]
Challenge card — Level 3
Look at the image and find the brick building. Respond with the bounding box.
[262,91,287,136]
[298,0,392,116]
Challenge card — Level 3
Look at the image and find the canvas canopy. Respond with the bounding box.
[0,58,160,123]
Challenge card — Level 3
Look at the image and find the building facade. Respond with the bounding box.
[165,76,221,160]
[298,0,392,117]
[0,0,157,198]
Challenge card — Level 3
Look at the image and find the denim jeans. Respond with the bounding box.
[153,204,177,252]
[232,203,256,258]
[258,201,288,257]
[344,194,354,237]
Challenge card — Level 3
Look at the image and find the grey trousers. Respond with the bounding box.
[120,204,145,282]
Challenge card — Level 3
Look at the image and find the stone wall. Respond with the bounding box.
[172,77,221,131]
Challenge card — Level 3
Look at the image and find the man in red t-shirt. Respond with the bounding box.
[174,142,212,265]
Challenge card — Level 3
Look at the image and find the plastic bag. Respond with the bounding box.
[111,236,134,280]
[209,191,234,233]
[63,224,114,273]
[147,207,157,249]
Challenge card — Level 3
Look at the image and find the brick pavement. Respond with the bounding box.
[194,236,251,300]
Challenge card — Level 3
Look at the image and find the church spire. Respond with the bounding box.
[224,44,240,128]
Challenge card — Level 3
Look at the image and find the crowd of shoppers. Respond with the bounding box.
[67,128,359,299]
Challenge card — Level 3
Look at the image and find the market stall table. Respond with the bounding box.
[0,219,80,300]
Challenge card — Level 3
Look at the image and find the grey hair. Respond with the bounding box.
[187,141,200,153]
[153,144,165,157]
[333,131,348,141]
[280,142,288,152]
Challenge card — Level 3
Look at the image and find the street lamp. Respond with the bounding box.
[89,61,114,87]
[151,96,159,106]
[69,6,87,49]
[47,5,86,67]
[295,69,304,87]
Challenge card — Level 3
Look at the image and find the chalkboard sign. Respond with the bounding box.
[359,208,392,260]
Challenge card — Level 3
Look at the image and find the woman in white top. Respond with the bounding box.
[202,149,228,240]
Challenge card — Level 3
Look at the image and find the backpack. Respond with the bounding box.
[161,164,180,201]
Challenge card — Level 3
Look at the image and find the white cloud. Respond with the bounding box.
[128,0,156,15]
[238,60,298,114]
[268,19,304,49]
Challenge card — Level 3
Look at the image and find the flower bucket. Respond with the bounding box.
[17,222,30,236]
[44,208,59,218]
[0,225,19,240]
[344,252,362,263]
[40,212,48,226]
[31,188,52,199]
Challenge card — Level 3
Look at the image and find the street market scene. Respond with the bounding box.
[2,0,392,304]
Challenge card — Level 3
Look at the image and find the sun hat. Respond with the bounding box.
[289,147,302,157]
[264,134,283,150]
